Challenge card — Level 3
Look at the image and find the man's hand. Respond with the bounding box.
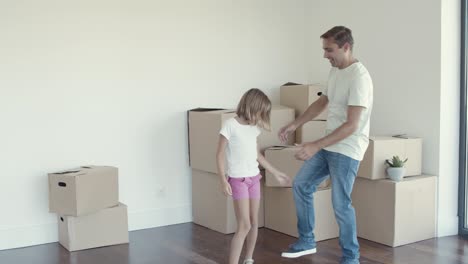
[278,123,296,143]
[295,142,320,161]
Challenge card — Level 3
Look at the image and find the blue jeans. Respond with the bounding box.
[293,149,360,262]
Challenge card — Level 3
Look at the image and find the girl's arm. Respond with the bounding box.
[257,145,291,185]
[216,135,232,196]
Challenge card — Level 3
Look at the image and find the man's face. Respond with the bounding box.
[322,38,348,68]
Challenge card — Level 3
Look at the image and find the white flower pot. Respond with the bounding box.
[386,167,406,182]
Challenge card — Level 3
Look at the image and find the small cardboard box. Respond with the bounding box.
[58,203,129,251]
[188,106,295,174]
[264,146,330,189]
[264,187,338,241]
[49,165,119,216]
[280,83,327,120]
[358,136,422,180]
[352,175,437,247]
[296,120,327,144]
[191,169,265,234]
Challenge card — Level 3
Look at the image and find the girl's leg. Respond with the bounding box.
[244,197,260,260]
[229,198,251,264]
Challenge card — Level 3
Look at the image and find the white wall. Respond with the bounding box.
[0,0,308,250]
[440,0,460,236]
[304,0,459,236]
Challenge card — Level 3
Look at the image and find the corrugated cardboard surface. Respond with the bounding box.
[265,146,330,189]
[296,120,327,144]
[188,109,236,174]
[58,203,129,251]
[49,165,119,216]
[352,175,436,247]
[264,187,338,241]
[280,83,327,120]
[257,105,295,151]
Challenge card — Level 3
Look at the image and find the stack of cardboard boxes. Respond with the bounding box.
[188,83,437,248]
[263,83,338,241]
[353,136,437,247]
[188,106,296,234]
[48,165,129,251]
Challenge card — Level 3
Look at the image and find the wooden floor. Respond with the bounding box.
[1,223,468,264]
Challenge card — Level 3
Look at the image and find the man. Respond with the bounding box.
[278,26,373,264]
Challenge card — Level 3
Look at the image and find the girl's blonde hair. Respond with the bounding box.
[236,88,271,130]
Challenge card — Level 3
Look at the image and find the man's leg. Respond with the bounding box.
[327,150,360,264]
[281,149,330,258]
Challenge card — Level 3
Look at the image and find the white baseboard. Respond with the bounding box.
[128,204,192,231]
[0,223,58,251]
[0,204,192,251]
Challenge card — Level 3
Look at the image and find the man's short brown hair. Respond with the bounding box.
[321,26,354,49]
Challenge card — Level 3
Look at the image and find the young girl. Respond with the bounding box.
[216,88,290,264]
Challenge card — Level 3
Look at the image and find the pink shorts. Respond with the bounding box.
[228,174,262,200]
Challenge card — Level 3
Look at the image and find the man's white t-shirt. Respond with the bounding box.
[322,61,373,161]
[219,117,261,178]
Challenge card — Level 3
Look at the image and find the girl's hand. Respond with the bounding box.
[274,171,291,186]
[278,124,296,143]
[221,181,232,196]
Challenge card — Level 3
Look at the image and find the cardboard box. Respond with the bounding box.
[188,108,235,174]
[358,136,422,180]
[280,83,327,120]
[264,187,338,241]
[296,120,327,144]
[188,106,295,174]
[49,166,119,216]
[265,146,330,189]
[58,203,129,251]
[352,175,437,247]
[192,169,265,234]
[257,105,296,151]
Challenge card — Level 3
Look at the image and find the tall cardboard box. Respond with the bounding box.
[352,176,437,247]
[188,106,295,174]
[58,203,129,251]
[296,120,327,144]
[357,136,422,180]
[280,83,327,120]
[49,166,119,216]
[264,146,330,189]
[264,187,338,241]
[188,108,235,174]
[192,169,265,234]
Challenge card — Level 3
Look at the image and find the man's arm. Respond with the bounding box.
[314,105,363,149]
[295,105,364,161]
[279,96,328,143]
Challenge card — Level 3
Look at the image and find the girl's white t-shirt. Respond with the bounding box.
[219,117,261,178]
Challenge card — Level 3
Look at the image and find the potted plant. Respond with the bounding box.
[385,156,408,181]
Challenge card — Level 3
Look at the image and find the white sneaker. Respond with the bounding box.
[242,259,254,264]
[281,247,317,258]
